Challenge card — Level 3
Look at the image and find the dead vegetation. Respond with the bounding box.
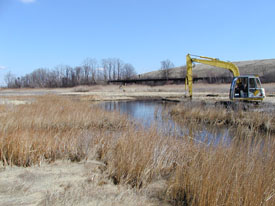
[0,96,274,206]
[0,95,129,166]
[170,101,275,134]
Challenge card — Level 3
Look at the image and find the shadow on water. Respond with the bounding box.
[101,100,234,145]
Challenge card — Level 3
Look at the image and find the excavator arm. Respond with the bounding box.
[185,54,240,98]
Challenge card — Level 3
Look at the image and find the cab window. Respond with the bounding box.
[256,78,261,88]
[249,78,257,88]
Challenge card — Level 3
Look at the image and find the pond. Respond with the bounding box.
[101,100,233,145]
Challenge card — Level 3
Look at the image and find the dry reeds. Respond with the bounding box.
[0,95,128,166]
[0,95,274,205]
[170,101,275,134]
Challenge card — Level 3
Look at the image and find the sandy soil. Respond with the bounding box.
[0,160,169,206]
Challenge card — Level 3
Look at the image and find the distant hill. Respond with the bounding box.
[138,59,275,83]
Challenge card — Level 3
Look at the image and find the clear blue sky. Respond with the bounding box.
[0,0,275,85]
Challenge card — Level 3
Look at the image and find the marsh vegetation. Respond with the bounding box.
[0,95,274,206]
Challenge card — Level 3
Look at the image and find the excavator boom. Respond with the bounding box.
[185,54,240,98]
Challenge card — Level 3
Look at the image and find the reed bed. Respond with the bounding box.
[0,95,129,166]
[0,96,274,206]
[102,130,275,206]
[170,101,275,134]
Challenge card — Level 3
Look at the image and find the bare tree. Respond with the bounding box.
[115,58,124,80]
[47,70,59,87]
[4,72,16,88]
[74,66,83,85]
[5,57,137,88]
[54,65,67,87]
[122,63,136,80]
[160,59,174,80]
[90,59,98,84]
[101,59,109,81]
[60,65,73,87]
[29,68,49,87]
[83,58,98,84]
[21,74,31,88]
[95,67,105,82]
[108,59,115,80]
[101,58,116,81]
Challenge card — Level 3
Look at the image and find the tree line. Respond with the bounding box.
[5,58,136,88]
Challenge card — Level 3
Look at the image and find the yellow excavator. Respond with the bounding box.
[185,54,265,102]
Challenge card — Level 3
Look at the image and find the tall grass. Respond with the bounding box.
[170,101,275,134]
[103,130,275,206]
[0,96,274,205]
[0,95,128,166]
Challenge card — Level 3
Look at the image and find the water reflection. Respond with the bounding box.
[102,100,166,128]
[101,100,233,145]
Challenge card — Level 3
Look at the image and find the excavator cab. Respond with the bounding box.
[230,76,265,101]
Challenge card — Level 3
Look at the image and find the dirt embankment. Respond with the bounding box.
[1,83,275,103]
[139,58,275,83]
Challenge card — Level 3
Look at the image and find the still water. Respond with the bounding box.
[101,100,232,145]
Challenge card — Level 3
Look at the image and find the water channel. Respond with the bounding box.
[101,100,233,145]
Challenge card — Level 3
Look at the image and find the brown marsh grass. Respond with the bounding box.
[0,95,274,205]
[0,95,129,166]
[170,101,275,134]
